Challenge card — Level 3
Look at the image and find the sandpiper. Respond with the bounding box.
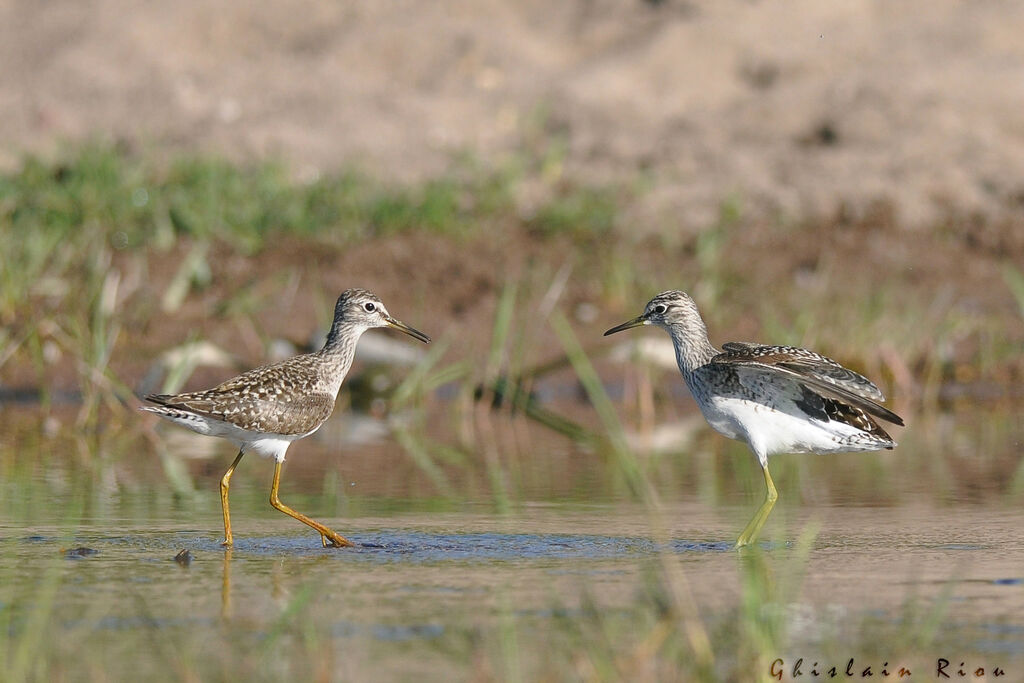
[605,290,904,548]
[141,288,430,548]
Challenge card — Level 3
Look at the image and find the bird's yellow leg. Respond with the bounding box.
[220,450,245,547]
[735,463,778,549]
[269,461,355,548]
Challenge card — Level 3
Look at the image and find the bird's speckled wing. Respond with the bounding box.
[719,342,885,400]
[714,342,903,426]
[145,358,336,435]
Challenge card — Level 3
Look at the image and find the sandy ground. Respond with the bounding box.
[2,0,1023,231]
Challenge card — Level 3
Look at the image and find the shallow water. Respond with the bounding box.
[1,402,1022,681]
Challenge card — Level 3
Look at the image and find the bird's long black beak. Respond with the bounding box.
[385,316,431,344]
[603,315,648,336]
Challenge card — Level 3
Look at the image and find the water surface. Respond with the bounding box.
[1,402,1022,681]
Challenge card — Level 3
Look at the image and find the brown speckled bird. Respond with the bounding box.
[141,288,430,548]
[605,290,904,548]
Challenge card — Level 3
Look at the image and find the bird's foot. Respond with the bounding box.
[323,533,355,548]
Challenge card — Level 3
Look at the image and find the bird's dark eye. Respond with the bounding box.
[652,304,667,315]
[363,302,376,312]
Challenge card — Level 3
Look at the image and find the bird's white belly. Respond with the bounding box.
[699,396,868,460]
[156,411,318,462]
[245,433,314,462]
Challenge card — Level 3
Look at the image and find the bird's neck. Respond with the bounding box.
[318,321,366,393]
[667,322,719,377]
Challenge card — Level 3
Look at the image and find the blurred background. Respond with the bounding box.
[1,2,1022,681]
[5,0,1024,231]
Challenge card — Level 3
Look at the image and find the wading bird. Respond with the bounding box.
[605,290,903,547]
[142,288,430,548]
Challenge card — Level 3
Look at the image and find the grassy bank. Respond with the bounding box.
[0,143,1021,430]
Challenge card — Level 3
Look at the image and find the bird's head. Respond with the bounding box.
[603,290,700,336]
[334,288,430,343]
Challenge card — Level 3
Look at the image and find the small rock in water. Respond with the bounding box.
[62,547,99,559]
[174,549,193,566]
